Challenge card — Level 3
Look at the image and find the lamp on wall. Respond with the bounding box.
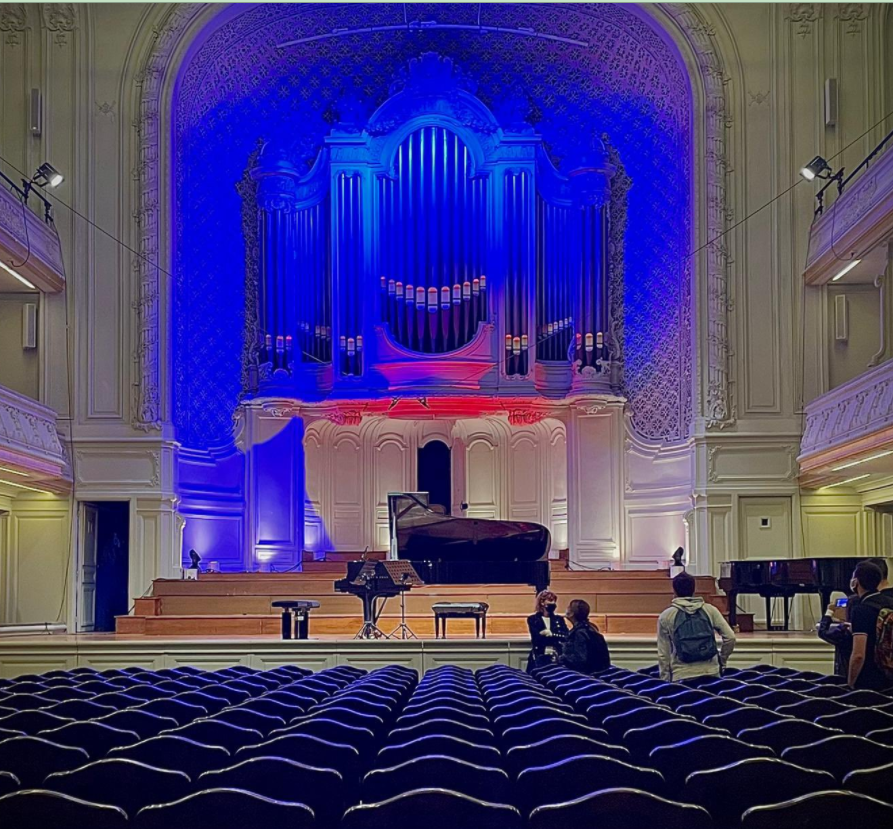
[19,161,64,223]
[799,155,832,181]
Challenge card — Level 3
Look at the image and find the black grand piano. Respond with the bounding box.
[334,492,551,637]
[719,557,869,631]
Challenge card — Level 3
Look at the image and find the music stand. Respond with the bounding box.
[353,562,392,640]
[382,561,423,640]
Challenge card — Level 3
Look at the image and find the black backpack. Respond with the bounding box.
[673,608,718,663]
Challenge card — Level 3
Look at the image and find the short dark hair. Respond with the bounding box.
[672,572,697,598]
[868,558,889,580]
[567,599,591,623]
[854,561,883,593]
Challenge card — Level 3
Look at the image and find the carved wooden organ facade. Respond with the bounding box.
[245,55,620,403]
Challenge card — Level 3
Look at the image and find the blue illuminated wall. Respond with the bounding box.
[173,2,693,451]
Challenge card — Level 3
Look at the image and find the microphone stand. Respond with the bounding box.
[390,572,417,640]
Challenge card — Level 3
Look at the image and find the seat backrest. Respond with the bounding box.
[650,734,773,787]
[281,717,375,750]
[395,705,490,728]
[781,735,893,781]
[505,734,630,774]
[517,755,668,813]
[0,735,89,786]
[44,758,191,817]
[172,691,230,715]
[132,787,315,829]
[135,698,208,726]
[528,786,712,829]
[774,697,851,719]
[602,706,680,739]
[740,789,893,829]
[866,726,893,746]
[160,719,264,752]
[107,734,230,778]
[37,721,140,759]
[738,719,841,753]
[375,734,501,769]
[683,757,836,826]
[0,709,73,735]
[362,755,510,804]
[676,697,744,720]
[500,717,609,748]
[0,789,128,829]
[94,709,179,740]
[235,732,360,777]
[816,707,893,736]
[702,706,786,735]
[198,756,344,825]
[842,761,893,802]
[0,769,20,797]
[746,690,808,710]
[209,707,285,735]
[388,718,495,745]
[622,719,725,759]
[342,787,522,829]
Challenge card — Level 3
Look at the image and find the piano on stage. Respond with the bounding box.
[334,492,551,638]
[719,556,868,631]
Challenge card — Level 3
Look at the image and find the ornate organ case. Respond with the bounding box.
[245,54,619,402]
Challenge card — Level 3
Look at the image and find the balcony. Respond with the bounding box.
[0,182,65,294]
[0,383,69,494]
[798,358,893,487]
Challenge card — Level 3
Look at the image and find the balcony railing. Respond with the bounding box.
[0,383,69,488]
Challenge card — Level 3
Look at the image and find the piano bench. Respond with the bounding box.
[271,600,320,640]
[431,602,490,639]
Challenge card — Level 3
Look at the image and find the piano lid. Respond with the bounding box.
[387,492,550,563]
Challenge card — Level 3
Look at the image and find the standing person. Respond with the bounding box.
[657,572,736,682]
[526,590,569,673]
[848,561,893,689]
[868,558,893,598]
[558,599,611,673]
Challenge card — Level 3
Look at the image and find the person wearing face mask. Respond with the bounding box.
[526,590,569,672]
[558,599,612,673]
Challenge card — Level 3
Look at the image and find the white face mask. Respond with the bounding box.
[850,578,858,593]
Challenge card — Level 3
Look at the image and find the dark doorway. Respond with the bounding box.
[81,501,130,632]
[417,440,452,514]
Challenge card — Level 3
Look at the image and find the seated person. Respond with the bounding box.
[526,590,569,672]
[559,599,611,673]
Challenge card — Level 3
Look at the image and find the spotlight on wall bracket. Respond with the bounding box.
[799,155,832,181]
[20,162,64,223]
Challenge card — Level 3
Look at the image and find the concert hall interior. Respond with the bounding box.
[2,2,893,822]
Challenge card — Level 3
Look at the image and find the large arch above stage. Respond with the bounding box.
[131,3,733,572]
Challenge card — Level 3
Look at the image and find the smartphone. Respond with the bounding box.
[836,597,849,607]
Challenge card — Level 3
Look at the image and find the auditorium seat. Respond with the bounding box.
[0,693,55,711]
[42,699,116,720]
[235,697,305,722]
[159,720,264,752]
[803,684,851,698]
[0,709,73,735]
[623,719,726,759]
[201,684,251,706]
[505,735,631,774]
[280,717,376,753]
[649,734,774,787]
[775,697,852,719]
[528,787,713,829]
[376,733,501,769]
[37,721,140,759]
[744,689,808,710]
[866,727,893,746]
[107,734,231,778]
[781,735,893,781]
[500,717,610,748]
[585,697,653,726]
[639,684,688,702]
[720,684,775,702]
[305,705,385,731]
[132,787,316,829]
[342,787,523,829]
[702,706,786,734]
[517,755,668,814]
[93,709,179,740]
[660,689,715,709]
[0,770,19,797]
[816,707,893,735]
[0,789,128,829]
[602,705,680,739]
[388,717,495,745]
[210,707,285,735]
[362,755,510,804]
[740,790,893,829]
[496,705,588,731]
[37,686,94,702]
[199,757,345,826]
[44,758,192,817]
[738,719,841,753]
[835,689,893,707]
[236,732,361,779]
[396,705,490,729]
[0,735,90,786]
[683,757,835,828]
[171,690,230,714]
[133,697,208,725]
[676,697,744,720]
[90,691,145,710]
[843,761,893,804]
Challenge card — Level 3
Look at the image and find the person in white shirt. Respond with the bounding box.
[657,572,736,682]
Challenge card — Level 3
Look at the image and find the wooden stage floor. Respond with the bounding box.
[0,630,834,679]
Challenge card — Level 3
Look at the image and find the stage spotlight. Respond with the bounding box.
[33,162,64,188]
[800,155,831,181]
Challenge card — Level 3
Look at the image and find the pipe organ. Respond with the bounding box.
[246,54,619,399]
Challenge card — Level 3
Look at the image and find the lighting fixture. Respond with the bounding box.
[0,478,55,495]
[32,162,64,188]
[831,450,893,472]
[820,474,870,490]
[0,260,36,289]
[830,259,861,282]
[0,466,30,477]
[800,155,832,181]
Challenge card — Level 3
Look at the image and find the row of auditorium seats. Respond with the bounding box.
[2,660,893,827]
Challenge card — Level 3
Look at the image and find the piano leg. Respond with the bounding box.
[783,595,791,632]
[765,596,774,632]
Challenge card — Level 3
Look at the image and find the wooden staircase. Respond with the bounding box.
[117,553,752,637]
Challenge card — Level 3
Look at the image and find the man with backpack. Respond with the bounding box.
[657,572,737,682]
[848,560,893,690]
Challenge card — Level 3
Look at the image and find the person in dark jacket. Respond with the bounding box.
[526,590,570,673]
[559,599,611,673]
